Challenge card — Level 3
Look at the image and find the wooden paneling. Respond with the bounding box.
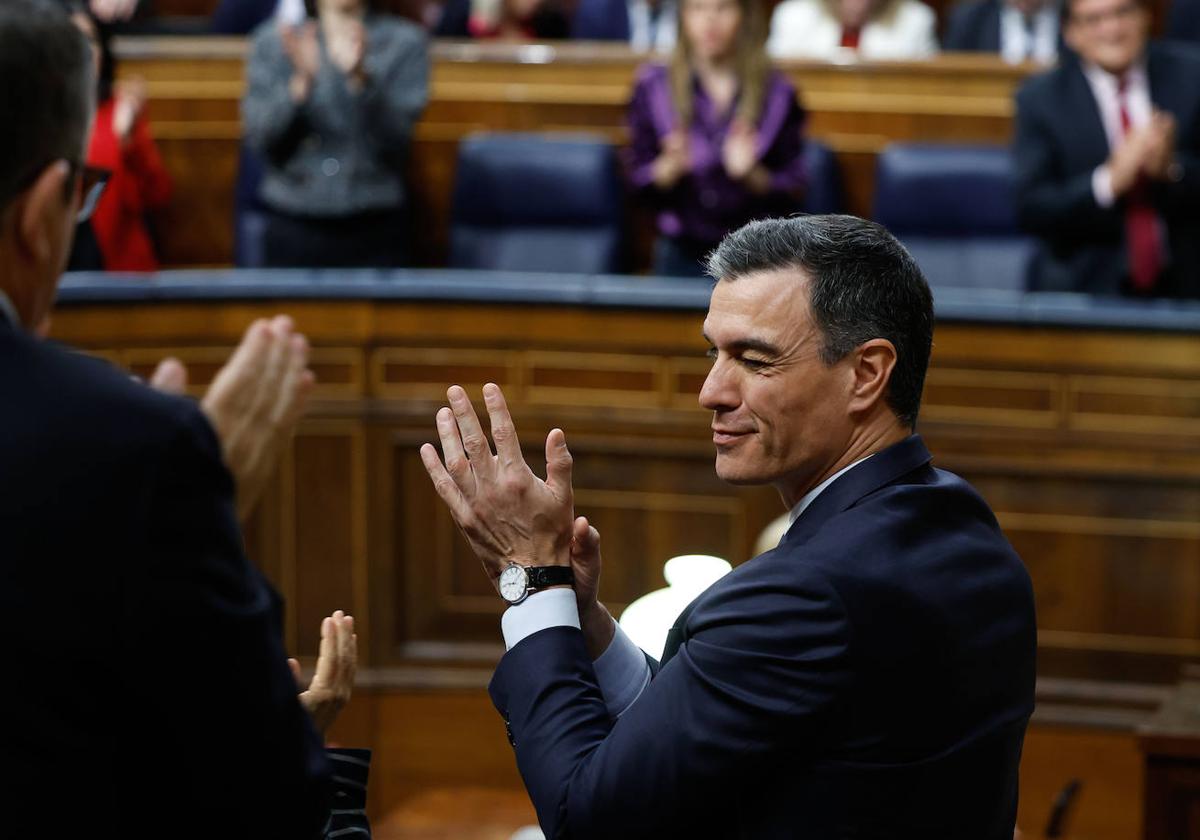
[52,294,1195,832]
[113,37,1034,267]
[49,297,1200,687]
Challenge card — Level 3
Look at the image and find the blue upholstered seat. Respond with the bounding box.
[802,140,843,216]
[234,143,269,269]
[449,133,625,274]
[873,143,1035,291]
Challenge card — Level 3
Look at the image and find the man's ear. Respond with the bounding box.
[848,338,897,415]
[16,161,72,265]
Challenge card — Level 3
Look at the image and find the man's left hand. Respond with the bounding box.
[288,610,357,736]
[420,383,575,593]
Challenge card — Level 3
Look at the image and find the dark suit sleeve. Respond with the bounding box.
[944,1,981,51]
[1013,83,1119,236]
[489,567,852,839]
[134,403,332,836]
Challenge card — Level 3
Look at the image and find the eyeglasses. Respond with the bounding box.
[72,162,111,224]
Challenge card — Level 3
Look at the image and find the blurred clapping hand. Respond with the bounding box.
[150,315,316,521]
[289,611,358,736]
[89,0,138,22]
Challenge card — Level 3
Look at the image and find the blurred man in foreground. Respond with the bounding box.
[0,1,369,835]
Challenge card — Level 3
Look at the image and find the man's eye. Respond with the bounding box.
[741,358,769,370]
[705,347,718,360]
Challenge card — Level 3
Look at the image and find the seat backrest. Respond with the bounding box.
[873,143,1033,290]
[873,143,1022,237]
[234,143,268,269]
[801,140,843,216]
[449,133,624,273]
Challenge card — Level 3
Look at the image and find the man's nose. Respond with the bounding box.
[699,357,738,412]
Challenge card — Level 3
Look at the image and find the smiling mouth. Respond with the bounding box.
[712,429,752,446]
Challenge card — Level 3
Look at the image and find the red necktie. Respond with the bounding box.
[840,26,861,48]
[1117,76,1163,293]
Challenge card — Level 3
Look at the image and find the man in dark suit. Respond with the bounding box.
[1014,0,1200,297]
[0,2,370,835]
[421,215,1037,838]
[571,0,676,50]
[944,0,1061,62]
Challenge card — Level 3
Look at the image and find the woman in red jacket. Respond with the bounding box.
[69,5,172,272]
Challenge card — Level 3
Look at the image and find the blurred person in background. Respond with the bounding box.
[767,0,938,59]
[435,0,571,39]
[1013,0,1200,297]
[65,2,172,272]
[627,0,807,277]
[571,0,677,50]
[944,0,1061,63]
[243,0,428,268]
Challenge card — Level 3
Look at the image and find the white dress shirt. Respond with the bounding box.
[767,0,938,60]
[628,0,677,52]
[275,0,306,26]
[1082,59,1153,208]
[999,4,1058,64]
[0,289,21,329]
[500,455,873,718]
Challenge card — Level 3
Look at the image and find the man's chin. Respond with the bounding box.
[714,457,766,487]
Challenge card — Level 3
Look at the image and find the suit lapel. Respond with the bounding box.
[660,435,934,665]
[1062,57,1113,169]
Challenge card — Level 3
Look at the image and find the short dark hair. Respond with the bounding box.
[1060,0,1145,27]
[706,215,935,427]
[0,0,93,215]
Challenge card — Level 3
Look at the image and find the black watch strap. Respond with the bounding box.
[527,565,575,590]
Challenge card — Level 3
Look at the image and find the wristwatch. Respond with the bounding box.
[497,563,575,605]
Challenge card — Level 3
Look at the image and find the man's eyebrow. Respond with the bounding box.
[701,331,783,357]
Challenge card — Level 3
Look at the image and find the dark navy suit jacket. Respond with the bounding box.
[490,435,1037,839]
[1168,0,1200,43]
[1013,44,1200,297]
[571,0,631,40]
[944,0,1003,52]
[0,313,333,837]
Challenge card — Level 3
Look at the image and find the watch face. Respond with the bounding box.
[498,565,529,604]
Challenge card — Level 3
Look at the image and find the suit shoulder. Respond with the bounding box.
[1151,40,1200,72]
[0,333,214,457]
[1015,61,1072,109]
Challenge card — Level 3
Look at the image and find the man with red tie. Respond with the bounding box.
[1013,0,1200,298]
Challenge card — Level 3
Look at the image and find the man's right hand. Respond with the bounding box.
[151,316,315,521]
[1107,127,1150,197]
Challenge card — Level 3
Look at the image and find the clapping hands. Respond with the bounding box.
[112,77,147,146]
[419,384,576,593]
[289,610,358,736]
[150,316,316,522]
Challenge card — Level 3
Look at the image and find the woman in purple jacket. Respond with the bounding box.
[626,0,808,276]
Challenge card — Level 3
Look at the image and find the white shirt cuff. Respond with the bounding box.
[1092,164,1116,208]
[501,587,580,651]
[592,619,652,718]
